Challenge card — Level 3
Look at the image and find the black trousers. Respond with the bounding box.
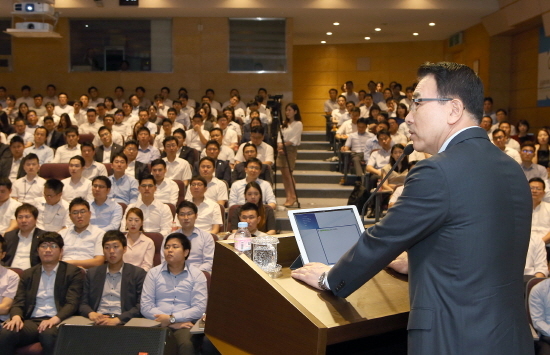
[0,317,58,355]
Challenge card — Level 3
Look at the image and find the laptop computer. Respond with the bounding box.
[288,205,365,266]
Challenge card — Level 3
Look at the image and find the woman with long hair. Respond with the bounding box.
[277,103,303,207]
[123,207,155,271]
[396,103,408,123]
[0,112,13,143]
[511,119,534,144]
[16,102,29,122]
[230,181,276,234]
[103,96,117,114]
[534,128,550,172]
[56,113,75,133]
[380,144,409,192]
[241,115,267,144]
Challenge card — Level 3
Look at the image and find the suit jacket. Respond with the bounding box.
[0,157,25,180]
[10,261,84,321]
[179,146,198,167]
[134,161,150,180]
[0,143,10,160]
[231,162,273,184]
[2,228,46,267]
[94,143,123,164]
[194,159,232,185]
[328,127,533,354]
[47,130,66,150]
[79,263,146,323]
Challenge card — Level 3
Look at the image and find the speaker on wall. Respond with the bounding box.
[54,325,177,355]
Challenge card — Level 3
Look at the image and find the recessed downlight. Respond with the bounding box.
[327,32,332,35]
[429,22,436,26]
[375,28,381,31]
[364,37,370,40]
[333,22,339,26]
[413,33,419,36]
[321,40,326,44]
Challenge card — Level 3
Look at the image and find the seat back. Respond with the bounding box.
[78,133,95,144]
[144,232,165,266]
[104,163,113,176]
[219,203,226,232]
[118,202,127,215]
[165,203,176,218]
[39,163,70,180]
[226,204,242,232]
[174,180,186,208]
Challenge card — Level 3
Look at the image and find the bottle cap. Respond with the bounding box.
[237,222,248,228]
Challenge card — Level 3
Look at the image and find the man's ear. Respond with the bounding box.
[447,99,465,125]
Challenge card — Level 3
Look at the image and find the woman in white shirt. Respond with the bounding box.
[277,103,303,207]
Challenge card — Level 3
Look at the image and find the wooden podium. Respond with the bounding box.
[206,236,410,355]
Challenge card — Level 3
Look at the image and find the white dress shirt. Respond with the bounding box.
[10,228,35,270]
[0,198,22,234]
[60,224,104,261]
[12,176,46,203]
[35,197,71,232]
[154,179,179,205]
[185,177,228,203]
[120,199,172,236]
[52,144,81,164]
[163,157,192,181]
[61,177,93,202]
[228,178,276,207]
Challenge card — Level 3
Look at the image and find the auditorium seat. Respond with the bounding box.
[15,342,43,355]
[118,202,127,215]
[78,134,94,144]
[144,232,164,267]
[226,204,241,232]
[174,180,186,208]
[104,163,113,176]
[219,204,226,232]
[165,203,176,218]
[39,163,70,180]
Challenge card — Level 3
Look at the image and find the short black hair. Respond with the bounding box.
[9,136,24,146]
[45,179,64,194]
[69,197,90,211]
[138,174,155,185]
[173,128,186,139]
[112,152,128,164]
[69,155,85,166]
[529,177,546,190]
[23,153,39,165]
[80,141,95,151]
[205,140,220,150]
[37,232,64,250]
[102,230,127,248]
[176,200,198,215]
[243,142,257,153]
[15,203,38,219]
[164,233,192,259]
[376,129,390,139]
[250,126,265,136]
[163,136,178,147]
[124,140,139,149]
[199,156,215,167]
[150,159,166,169]
[92,175,111,189]
[245,157,261,168]
[239,202,259,216]
[0,178,12,190]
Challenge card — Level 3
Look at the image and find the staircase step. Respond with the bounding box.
[301,131,326,142]
[294,160,338,171]
[299,141,331,150]
[275,183,351,199]
[275,170,343,184]
[298,150,335,160]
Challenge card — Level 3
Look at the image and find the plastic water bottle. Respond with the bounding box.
[234,222,252,258]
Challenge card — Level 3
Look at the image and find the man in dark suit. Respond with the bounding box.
[79,230,146,325]
[172,128,199,167]
[123,140,150,180]
[0,232,84,355]
[43,116,65,150]
[2,203,46,268]
[292,62,533,354]
[194,140,232,185]
[231,142,273,184]
[0,136,26,181]
[94,126,123,164]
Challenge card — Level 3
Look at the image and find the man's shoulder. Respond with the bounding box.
[86,263,107,277]
[123,262,147,277]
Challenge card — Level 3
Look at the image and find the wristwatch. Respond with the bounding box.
[169,315,176,324]
[318,272,330,291]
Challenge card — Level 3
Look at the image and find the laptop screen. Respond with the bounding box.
[289,206,364,265]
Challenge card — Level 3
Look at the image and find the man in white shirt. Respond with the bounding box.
[136,126,160,164]
[80,94,92,110]
[119,175,172,236]
[527,178,550,277]
[185,114,210,151]
[178,95,195,123]
[92,118,124,149]
[61,155,93,202]
[88,86,104,107]
[60,197,105,268]
[30,94,46,117]
[23,127,53,165]
[366,129,392,184]
[15,85,33,107]
[52,128,80,164]
[80,142,108,180]
[43,84,59,106]
[0,178,21,234]
[2,203,46,269]
[54,93,73,116]
[499,121,520,152]
[215,116,239,151]
[112,109,131,138]
[151,159,178,206]
[341,118,372,178]
[113,86,125,109]
[69,100,86,125]
[202,129,235,165]
[185,176,222,234]
[0,235,19,323]
[160,87,173,107]
[479,116,493,138]
[185,157,228,206]
[228,158,276,209]
[359,94,375,118]
[341,81,359,105]
[94,124,124,164]
[234,126,274,166]
[35,179,70,232]
[12,154,46,204]
[227,203,268,239]
[335,107,360,141]
[108,153,139,205]
[162,136,192,185]
[24,111,40,136]
[331,95,348,127]
[387,117,408,145]
[205,88,222,112]
[492,129,521,164]
[137,109,158,138]
[324,88,339,115]
[171,101,190,129]
[89,176,122,232]
[135,86,151,108]
[7,119,33,148]
[79,109,102,137]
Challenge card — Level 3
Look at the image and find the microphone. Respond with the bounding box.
[361,144,414,225]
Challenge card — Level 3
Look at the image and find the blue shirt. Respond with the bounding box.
[108,174,138,205]
[529,278,550,336]
[161,227,215,272]
[136,145,161,164]
[140,262,207,323]
[23,144,54,164]
[363,137,394,162]
[32,264,59,318]
[90,198,123,231]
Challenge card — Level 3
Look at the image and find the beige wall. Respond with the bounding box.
[3,17,293,107]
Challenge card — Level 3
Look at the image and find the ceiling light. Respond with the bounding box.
[375,28,381,31]
[364,37,370,40]
[321,40,326,44]
[429,22,435,26]
[327,32,332,35]
[333,22,339,26]
[413,33,419,36]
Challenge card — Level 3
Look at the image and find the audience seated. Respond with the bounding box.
[2,203,46,269]
[493,128,521,164]
[23,127,53,165]
[122,207,154,271]
[227,203,268,239]
[136,126,160,164]
[108,152,139,205]
[0,232,84,355]
[80,142,108,180]
[11,153,45,203]
[186,114,210,151]
[520,141,548,181]
[93,125,124,164]
[0,178,21,234]
[60,197,105,269]
[196,139,232,185]
[0,136,26,183]
[79,231,146,326]
[185,176,223,234]
[229,181,276,234]
[234,126,273,166]
[61,155,93,202]
[231,143,273,184]
[35,178,71,232]
[171,128,199,168]
[162,135,192,185]
[151,159,179,205]
[366,129,392,187]
[123,140,150,180]
[214,116,239,151]
[202,128,235,165]
[140,233,207,355]
[120,175,172,236]
[228,158,276,209]
[0,235,19,323]
[340,117,371,178]
[89,176,123,231]
[185,157,228,207]
[52,127,80,163]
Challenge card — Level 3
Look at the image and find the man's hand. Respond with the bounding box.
[37,316,60,333]
[88,312,106,323]
[154,314,171,327]
[291,262,332,290]
[3,315,24,332]
[95,317,121,326]
[169,321,193,330]
[193,124,201,132]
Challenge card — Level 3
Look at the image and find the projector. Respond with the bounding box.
[13,3,54,15]
[15,22,53,31]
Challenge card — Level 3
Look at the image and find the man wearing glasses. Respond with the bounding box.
[492,128,521,164]
[520,142,548,181]
[89,176,122,232]
[0,232,84,355]
[293,62,533,354]
[119,175,172,237]
[228,158,276,210]
[60,197,105,269]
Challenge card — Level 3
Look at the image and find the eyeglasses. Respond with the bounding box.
[190,183,204,188]
[92,184,107,189]
[39,244,60,250]
[246,166,261,170]
[71,209,88,216]
[410,98,453,112]
[521,150,534,154]
[531,187,544,191]
[140,184,155,188]
[493,135,505,140]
